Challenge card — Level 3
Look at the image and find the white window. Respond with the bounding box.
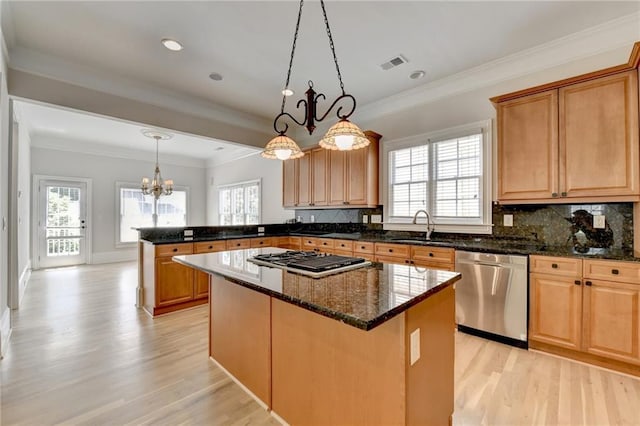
[218,180,261,225]
[117,183,188,244]
[383,120,492,234]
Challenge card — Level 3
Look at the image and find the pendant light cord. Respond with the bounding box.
[280,0,305,114]
[320,0,345,96]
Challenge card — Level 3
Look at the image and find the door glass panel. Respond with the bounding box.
[45,186,82,257]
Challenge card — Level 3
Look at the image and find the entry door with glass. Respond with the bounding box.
[38,180,88,268]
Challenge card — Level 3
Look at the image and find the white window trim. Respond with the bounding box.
[115,181,190,247]
[217,178,262,225]
[382,119,493,234]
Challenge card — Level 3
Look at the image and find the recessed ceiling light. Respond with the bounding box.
[282,88,294,96]
[209,72,223,81]
[215,147,225,151]
[161,38,183,51]
[409,70,426,80]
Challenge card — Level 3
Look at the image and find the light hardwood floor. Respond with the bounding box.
[2,262,639,425]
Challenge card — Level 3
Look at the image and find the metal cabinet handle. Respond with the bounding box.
[561,192,567,197]
[574,280,581,286]
[361,246,365,249]
[551,263,558,269]
[208,245,213,249]
[585,281,592,286]
[172,248,178,252]
[612,269,619,275]
[405,259,410,264]
[552,192,558,198]
[428,253,434,257]
[389,249,393,253]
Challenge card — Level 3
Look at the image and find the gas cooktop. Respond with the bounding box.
[249,251,371,278]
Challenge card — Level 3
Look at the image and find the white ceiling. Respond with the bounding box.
[3,1,640,159]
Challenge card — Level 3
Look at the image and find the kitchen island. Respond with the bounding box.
[174,247,461,425]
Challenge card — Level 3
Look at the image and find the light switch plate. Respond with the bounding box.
[362,215,368,224]
[371,214,382,224]
[410,328,420,365]
[503,214,513,227]
[593,215,606,229]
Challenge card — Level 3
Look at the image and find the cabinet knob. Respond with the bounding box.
[389,249,393,253]
[428,253,434,257]
[551,263,558,269]
[552,192,558,198]
[574,280,581,286]
[612,269,619,275]
[172,248,178,252]
[405,259,410,264]
[343,201,350,205]
[561,192,567,197]
[208,245,213,249]
[585,281,592,286]
[361,246,365,249]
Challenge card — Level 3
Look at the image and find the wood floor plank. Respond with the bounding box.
[1,262,639,425]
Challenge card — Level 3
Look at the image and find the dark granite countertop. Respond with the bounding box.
[173,247,461,331]
[144,231,639,262]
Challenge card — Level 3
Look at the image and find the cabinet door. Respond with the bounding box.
[346,145,369,205]
[560,70,639,198]
[297,152,312,207]
[310,148,328,206]
[328,150,346,206]
[194,270,210,300]
[156,258,194,307]
[529,273,582,350]
[497,90,558,201]
[583,279,640,364]
[282,159,298,208]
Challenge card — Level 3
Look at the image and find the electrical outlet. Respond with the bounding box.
[258,226,265,233]
[410,329,420,365]
[362,215,368,224]
[371,214,382,224]
[310,215,315,223]
[184,229,194,236]
[503,214,513,227]
[593,215,606,229]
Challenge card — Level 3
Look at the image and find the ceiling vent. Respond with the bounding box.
[380,55,408,70]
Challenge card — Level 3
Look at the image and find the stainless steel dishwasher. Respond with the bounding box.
[455,251,528,348]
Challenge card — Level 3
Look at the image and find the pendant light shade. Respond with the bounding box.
[319,119,370,151]
[261,134,305,160]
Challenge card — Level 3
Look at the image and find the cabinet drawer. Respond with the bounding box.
[530,255,582,277]
[317,238,335,250]
[375,254,411,265]
[583,259,640,284]
[353,241,375,255]
[302,237,320,249]
[226,239,250,250]
[287,236,302,250]
[250,237,274,248]
[194,241,227,254]
[334,249,354,257]
[155,243,193,257]
[411,246,454,265]
[334,240,354,251]
[374,243,410,258]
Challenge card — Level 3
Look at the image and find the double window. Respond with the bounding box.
[218,180,261,225]
[117,183,188,244]
[384,120,492,234]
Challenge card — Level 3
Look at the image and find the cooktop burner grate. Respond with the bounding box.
[250,251,370,277]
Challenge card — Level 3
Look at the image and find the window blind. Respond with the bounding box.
[389,132,483,222]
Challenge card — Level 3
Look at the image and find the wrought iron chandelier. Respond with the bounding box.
[262,0,369,161]
[141,130,174,200]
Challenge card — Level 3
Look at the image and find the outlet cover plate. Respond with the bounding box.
[503,214,513,227]
[593,215,606,229]
[371,214,382,224]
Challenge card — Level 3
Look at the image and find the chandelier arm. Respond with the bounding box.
[320,0,346,95]
[315,93,356,122]
[273,111,307,134]
[280,0,305,114]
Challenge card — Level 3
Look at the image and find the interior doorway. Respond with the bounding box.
[33,176,92,269]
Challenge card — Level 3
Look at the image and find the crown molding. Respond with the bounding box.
[206,148,260,168]
[30,133,208,169]
[8,47,271,134]
[356,12,640,123]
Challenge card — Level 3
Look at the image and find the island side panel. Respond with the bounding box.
[405,285,455,426]
[209,275,271,406]
[271,298,406,425]
[141,242,156,316]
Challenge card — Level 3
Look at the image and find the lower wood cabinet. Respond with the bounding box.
[529,255,640,374]
[156,257,194,307]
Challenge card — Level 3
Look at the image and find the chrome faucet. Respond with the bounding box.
[412,209,434,241]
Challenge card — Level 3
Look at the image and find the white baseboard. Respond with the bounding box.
[0,308,12,359]
[91,249,137,265]
[18,261,31,307]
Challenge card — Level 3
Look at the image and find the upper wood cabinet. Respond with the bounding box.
[282,131,381,209]
[496,70,639,204]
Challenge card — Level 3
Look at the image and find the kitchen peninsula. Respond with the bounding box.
[174,247,461,425]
